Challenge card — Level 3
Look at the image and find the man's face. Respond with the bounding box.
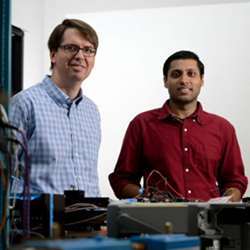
[164,59,204,105]
[50,28,95,84]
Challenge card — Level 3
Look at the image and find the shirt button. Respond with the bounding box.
[192,119,196,122]
[184,147,188,152]
[185,168,189,172]
[188,190,192,194]
[184,128,188,132]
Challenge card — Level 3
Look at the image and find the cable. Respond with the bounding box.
[0,117,31,237]
[0,163,8,232]
[65,202,98,213]
[144,169,205,202]
[0,105,12,234]
[65,212,107,226]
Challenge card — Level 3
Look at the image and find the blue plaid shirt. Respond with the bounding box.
[9,76,101,196]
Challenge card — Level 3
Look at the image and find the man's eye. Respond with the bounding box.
[66,45,78,52]
[187,71,197,77]
[83,47,91,53]
[84,47,95,53]
[170,71,181,78]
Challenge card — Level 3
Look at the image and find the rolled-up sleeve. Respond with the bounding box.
[219,126,248,196]
[109,118,143,198]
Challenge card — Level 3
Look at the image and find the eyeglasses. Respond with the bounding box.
[59,44,96,57]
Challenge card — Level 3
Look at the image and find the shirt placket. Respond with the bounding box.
[68,103,81,190]
[182,119,193,199]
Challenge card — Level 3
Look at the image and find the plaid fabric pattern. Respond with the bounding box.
[9,76,101,196]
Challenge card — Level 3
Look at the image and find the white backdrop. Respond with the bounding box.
[69,4,250,198]
[12,1,250,199]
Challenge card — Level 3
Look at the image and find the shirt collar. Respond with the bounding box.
[158,100,208,125]
[42,75,83,108]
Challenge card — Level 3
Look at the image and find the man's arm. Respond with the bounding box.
[9,94,30,133]
[109,118,143,199]
[219,123,248,200]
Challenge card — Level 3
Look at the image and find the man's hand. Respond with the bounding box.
[224,187,242,202]
[120,184,140,199]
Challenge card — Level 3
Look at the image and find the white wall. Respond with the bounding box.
[12,0,44,88]
[68,3,250,199]
[12,1,250,199]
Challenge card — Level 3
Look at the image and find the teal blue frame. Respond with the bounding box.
[0,0,11,108]
[0,1,11,249]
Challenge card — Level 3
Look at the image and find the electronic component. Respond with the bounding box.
[107,200,250,249]
[64,191,109,233]
[10,193,64,242]
[107,201,203,237]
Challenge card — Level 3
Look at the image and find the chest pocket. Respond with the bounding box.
[193,141,221,180]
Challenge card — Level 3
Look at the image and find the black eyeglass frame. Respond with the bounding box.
[59,44,96,57]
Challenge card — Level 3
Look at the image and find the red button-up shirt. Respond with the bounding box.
[109,101,248,201]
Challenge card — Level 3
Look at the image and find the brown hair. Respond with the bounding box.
[48,19,99,68]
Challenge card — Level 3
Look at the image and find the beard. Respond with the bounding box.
[169,88,200,106]
[171,95,198,105]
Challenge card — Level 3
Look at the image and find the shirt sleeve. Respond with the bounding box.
[219,124,248,196]
[109,118,144,198]
[9,93,34,139]
[9,93,35,165]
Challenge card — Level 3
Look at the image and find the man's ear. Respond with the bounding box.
[201,75,204,87]
[164,76,168,89]
[50,51,56,65]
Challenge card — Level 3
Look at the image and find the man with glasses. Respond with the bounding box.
[109,50,248,202]
[9,19,101,196]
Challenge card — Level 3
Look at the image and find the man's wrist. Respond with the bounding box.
[224,187,242,202]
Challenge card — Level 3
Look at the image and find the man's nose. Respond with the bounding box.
[74,49,86,58]
[180,73,190,84]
